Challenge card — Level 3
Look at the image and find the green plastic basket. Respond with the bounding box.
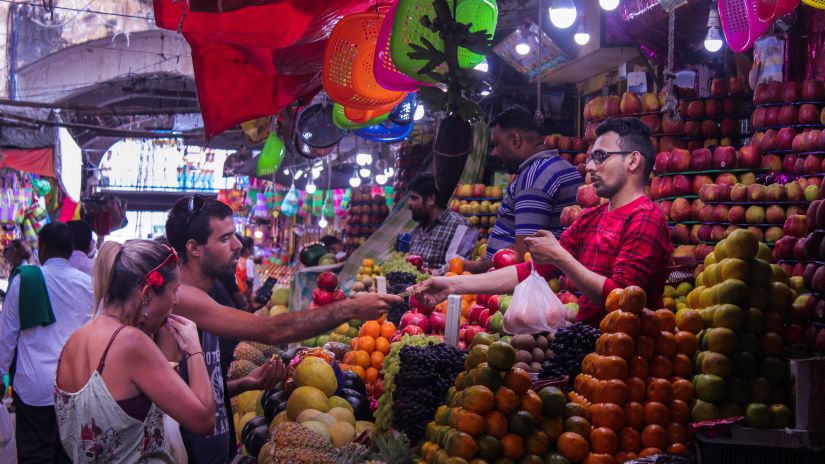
[332,103,390,130]
[390,0,498,83]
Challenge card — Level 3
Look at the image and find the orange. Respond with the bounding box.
[648,355,673,379]
[624,401,645,430]
[670,399,690,424]
[614,311,641,337]
[646,378,674,404]
[666,422,686,444]
[485,411,508,438]
[456,410,487,436]
[558,432,590,462]
[360,321,380,338]
[525,430,550,456]
[672,379,694,403]
[359,336,376,354]
[370,351,385,370]
[342,351,355,365]
[626,377,646,403]
[671,353,692,378]
[619,426,641,452]
[666,443,687,454]
[591,402,625,431]
[350,365,365,380]
[449,257,465,274]
[605,288,624,313]
[463,385,495,414]
[595,379,629,406]
[674,331,698,355]
[675,308,703,334]
[619,286,646,314]
[500,433,526,460]
[590,427,619,454]
[540,417,565,442]
[495,387,519,414]
[520,390,543,419]
[445,272,458,277]
[353,350,371,369]
[643,402,670,427]
[593,356,629,380]
[654,309,677,333]
[350,337,359,350]
[600,333,635,360]
[628,355,649,379]
[655,331,678,357]
[461,301,470,316]
[640,309,662,337]
[379,322,396,340]
[634,335,655,360]
[365,367,379,384]
[504,368,532,395]
[445,431,478,460]
[639,447,663,457]
[640,424,668,450]
[374,337,391,355]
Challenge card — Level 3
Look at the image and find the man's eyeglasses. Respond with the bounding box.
[185,195,206,227]
[585,150,636,166]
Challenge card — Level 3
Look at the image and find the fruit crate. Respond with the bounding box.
[695,439,825,464]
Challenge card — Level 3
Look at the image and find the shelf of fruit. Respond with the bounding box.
[344,188,390,249]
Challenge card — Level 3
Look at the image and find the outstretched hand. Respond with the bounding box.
[243,358,286,391]
[524,230,568,265]
[407,277,454,309]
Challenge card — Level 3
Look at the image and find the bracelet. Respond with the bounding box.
[184,351,204,361]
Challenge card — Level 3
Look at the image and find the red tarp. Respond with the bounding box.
[153,0,374,137]
[0,148,55,177]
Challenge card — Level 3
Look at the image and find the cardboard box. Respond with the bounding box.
[789,357,825,446]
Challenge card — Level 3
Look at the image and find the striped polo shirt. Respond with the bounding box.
[485,150,582,259]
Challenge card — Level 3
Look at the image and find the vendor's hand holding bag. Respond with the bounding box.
[503,262,567,335]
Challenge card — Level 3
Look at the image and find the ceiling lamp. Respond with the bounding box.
[515,41,531,55]
[356,153,372,165]
[704,5,724,52]
[549,0,577,29]
[305,181,317,194]
[413,104,425,120]
[376,174,388,185]
[349,175,361,187]
[318,217,328,228]
[474,58,489,72]
[599,0,620,12]
[574,15,590,45]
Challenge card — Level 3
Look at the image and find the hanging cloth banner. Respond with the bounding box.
[0,148,55,177]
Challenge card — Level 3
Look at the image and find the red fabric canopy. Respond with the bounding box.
[153,0,374,137]
[0,148,54,177]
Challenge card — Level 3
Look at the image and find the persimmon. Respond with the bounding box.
[590,402,625,431]
[379,321,396,339]
[600,310,622,334]
[614,311,641,337]
[485,410,508,438]
[640,424,668,450]
[639,447,663,457]
[525,430,551,456]
[360,320,381,337]
[614,451,638,463]
[628,355,649,379]
[370,351,385,369]
[671,353,693,378]
[582,353,601,376]
[365,367,380,384]
[670,399,690,425]
[648,355,673,379]
[667,443,687,454]
[643,401,670,427]
[672,379,694,403]
[624,401,645,430]
[558,432,590,462]
[646,378,674,404]
[594,356,629,380]
[619,426,641,452]
[584,453,616,464]
[634,335,656,360]
[595,379,629,406]
[674,330,698,355]
[655,331,678,357]
[590,427,619,454]
[521,390,543,420]
[640,309,662,337]
[626,377,646,402]
[603,333,635,359]
[606,288,624,312]
[655,309,677,333]
[666,422,687,445]
[619,286,646,314]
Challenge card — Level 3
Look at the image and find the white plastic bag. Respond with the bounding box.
[163,414,187,464]
[503,263,567,334]
[0,400,12,446]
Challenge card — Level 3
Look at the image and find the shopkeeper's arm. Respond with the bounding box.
[411,265,521,308]
[174,286,400,346]
[525,230,605,306]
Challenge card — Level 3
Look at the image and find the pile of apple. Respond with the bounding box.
[582,91,662,142]
[653,146,762,175]
[751,80,825,155]
[450,183,504,237]
[544,134,589,153]
[311,271,347,308]
[344,187,390,249]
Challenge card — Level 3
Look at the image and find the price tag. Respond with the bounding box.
[444,295,462,347]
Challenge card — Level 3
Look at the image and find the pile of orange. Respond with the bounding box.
[339,319,396,383]
[566,286,697,463]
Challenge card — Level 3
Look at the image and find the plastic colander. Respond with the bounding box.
[390,0,498,83]
[802,0,825,9]
[323,13,408,110]
[374,1,425,91]
[332,103,390,130]
[718,0,770,53]
[354,120,414,143]
[756,0,799,21]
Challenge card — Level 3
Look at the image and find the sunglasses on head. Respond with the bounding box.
[185,195,206,227]
[140,245,180,290]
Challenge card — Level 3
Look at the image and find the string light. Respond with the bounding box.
[515,41,531,55]
[574,15,590,46]
[359,168,371,178]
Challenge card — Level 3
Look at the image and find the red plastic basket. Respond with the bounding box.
[323,13,408,111]
[719,0,771,52]
[756,0,799,21]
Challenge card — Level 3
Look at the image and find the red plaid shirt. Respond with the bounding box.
[515,196,672,326]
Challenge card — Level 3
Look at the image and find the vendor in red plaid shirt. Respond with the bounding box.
[411,117,672,326]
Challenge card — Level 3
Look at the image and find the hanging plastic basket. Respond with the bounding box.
[802,0,825,9]
[390,0,498,83]
[756,0,799,21]
[374,0,426,91]
[354,120,414,143]
[297,103,346,148]
[332,103,390,130]
[719,0,771,52]
[389,92,417,126]
[323,13,408,110]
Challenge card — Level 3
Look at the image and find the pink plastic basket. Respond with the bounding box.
[719,0,771,53]
[756,0,799,21]
[374,1,424,91]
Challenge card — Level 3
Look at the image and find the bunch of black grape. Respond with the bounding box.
[540,323,600,381]
[386,271,417,325]
[391,343,466,444]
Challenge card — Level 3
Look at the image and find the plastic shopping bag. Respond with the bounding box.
[163,414,187,464]
[0,400,12,446]
[503,263,567,335]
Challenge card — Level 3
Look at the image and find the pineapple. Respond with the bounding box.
[269,422,332,452]
[248,341,280,358]
[271,448,335,464]
[370,431,414,464]
[233,342,267,365]
[228,359,256,379]
[332,442,372,464]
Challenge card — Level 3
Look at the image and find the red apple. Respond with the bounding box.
[713,146,737,169]
[693,175,713,195]
[783,153,799,173]
[714,204,730,222]
[688,147,711,171]
[716,173,739,186]
[719,119,739,136]
[705,99,723,118]
[729,205,746,224]
[766,183,787,202]
[767,81,784,103]
[792,133,808,153]
[711,225,727,242]
[572,137,588,152]
[748,184,768,201]
[752,107,767,129]
[715,183,732,202]
[752,132,765,150]
[678,100,689,118]
[699,204,717,222]
[766,204,787,224]
[697,224,714,242]
[670,198,692,222]
[761,154,782,171]
[659,177,674,198]
[778,105,799,126]
[701,120,718,137]
[765,107,780,126]
[684,120,701,137]
[782,81,802,103]
[746,205,766,224]
[605,95,621,116]
[754,83,770,105]
[736,146,761,168]
[671,224,690,244]
[673,175,692,196]
[544,134,560,149]
[619,92,641,114]
[804,155,822,174]
[687,101,705,119]
[777,236,799,260]
[662,113,684,133]
[654,151,671,174]
[730,77,747,96]
[317,271,339,292]
[687,140,704,152]
[650,177,661,200]
[641,114,661,133]
[576,183,600,207]
[794,237,808,260]
[657,200,672,220]
[668,148,691,172]
[784,214,809,238]
[807,130,822,151]
[659,136,684,152]
[776,127,797,150]
[699,184,716,202]
[762,129,779,151]
[799,104,820,125]
[710,78,729,97]
[795,156,807,174]
[723,98,739,117]
[691,199,706,221]
[641,92,660,112]
[492,249,519,269]
[802,79,825,101]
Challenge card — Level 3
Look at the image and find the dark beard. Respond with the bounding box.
[202,247,236,279]
[411,209,426,222]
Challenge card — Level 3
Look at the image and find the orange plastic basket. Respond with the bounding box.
[343,105,394,124]
[323,13,408,111]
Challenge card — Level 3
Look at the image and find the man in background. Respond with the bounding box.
[66,220,95,275]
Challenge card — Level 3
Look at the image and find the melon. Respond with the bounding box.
[286,386,329,420]
[302,421,331,441]
[329,421,355,448]
[327,407,356,426]
[293,357,338,396]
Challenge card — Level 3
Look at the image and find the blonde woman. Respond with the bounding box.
[55,240,214,463]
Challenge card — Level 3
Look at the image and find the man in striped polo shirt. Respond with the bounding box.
[464,108,582,272]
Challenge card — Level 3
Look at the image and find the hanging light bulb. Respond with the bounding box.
[282,168,289,175]
[305,182,317,194]
[599,0,620,11]
[385,167,395,177]
[253,230,263,239]
[359,168,371,178]
[474,58,489,72]
[413,104,425,121]
[574,15,590,46]
[515,41,531,55]
[311,166,322,179]
[376,174,388,185]
[480,87,491,96]
[548,0,577,29]
[704,5,723,52]
[356,153,372,166]
[318,217,328,228]
[349,175,361,187]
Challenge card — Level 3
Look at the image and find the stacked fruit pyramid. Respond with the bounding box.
[418,337,573,463]
[563,286,696,462]
[684,228,796,428]
[339,319,396,387]
[449,183,505,239]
